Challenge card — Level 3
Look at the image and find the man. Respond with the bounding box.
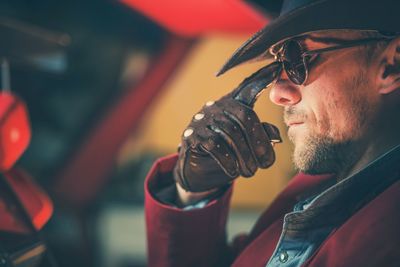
[145,0,400,266]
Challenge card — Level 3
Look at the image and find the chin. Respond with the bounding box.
[292,134,362,175]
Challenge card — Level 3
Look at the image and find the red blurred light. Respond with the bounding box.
[120,0,268,37]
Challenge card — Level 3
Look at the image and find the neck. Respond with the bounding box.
[336,142,397,181]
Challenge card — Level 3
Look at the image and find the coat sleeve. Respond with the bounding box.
[144,154,234,267]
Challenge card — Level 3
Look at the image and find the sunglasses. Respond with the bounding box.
[232,35,398,107]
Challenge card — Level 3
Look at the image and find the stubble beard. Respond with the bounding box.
[291,134,362,175]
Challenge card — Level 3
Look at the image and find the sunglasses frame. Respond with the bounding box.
[271,35,399,85]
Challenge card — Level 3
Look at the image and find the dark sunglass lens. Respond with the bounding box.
[284,61,306,85]
[284,40,303,62]
[283,40,307,85]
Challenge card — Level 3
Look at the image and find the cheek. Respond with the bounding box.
[322,81,373,140]
[303,85,338,136]
[304,80,361,140]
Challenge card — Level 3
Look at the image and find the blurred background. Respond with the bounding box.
[0,0,295,266]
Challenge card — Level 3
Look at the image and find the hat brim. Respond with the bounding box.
[217,0,399,76]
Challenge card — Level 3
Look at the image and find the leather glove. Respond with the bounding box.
[174,65,282,192]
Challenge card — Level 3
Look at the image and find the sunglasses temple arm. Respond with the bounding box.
[232,62,281,107]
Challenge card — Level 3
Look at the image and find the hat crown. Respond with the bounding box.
[281,0,319,15]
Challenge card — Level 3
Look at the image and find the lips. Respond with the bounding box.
[286,121,304,127]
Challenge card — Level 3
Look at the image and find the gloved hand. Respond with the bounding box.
[174,66,282,192]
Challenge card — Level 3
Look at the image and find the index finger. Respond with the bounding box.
[232,61,281,108]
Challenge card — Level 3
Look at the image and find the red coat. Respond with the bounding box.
[145,154,400,267]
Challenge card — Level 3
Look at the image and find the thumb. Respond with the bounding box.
[262,122,282,144]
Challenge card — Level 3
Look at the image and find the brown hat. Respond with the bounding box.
[217,0,399,76]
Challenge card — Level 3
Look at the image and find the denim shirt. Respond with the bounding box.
[266,144,400,266]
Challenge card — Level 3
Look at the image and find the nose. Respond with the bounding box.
[269,71,302,106]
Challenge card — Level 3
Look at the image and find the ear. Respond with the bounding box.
[377,37,400,95]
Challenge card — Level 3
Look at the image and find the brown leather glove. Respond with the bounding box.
[174,66,282,192]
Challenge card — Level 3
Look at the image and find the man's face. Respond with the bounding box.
[269,31,382,175]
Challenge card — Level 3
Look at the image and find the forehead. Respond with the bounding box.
[303,30,374,46]
[305,30,368,40]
